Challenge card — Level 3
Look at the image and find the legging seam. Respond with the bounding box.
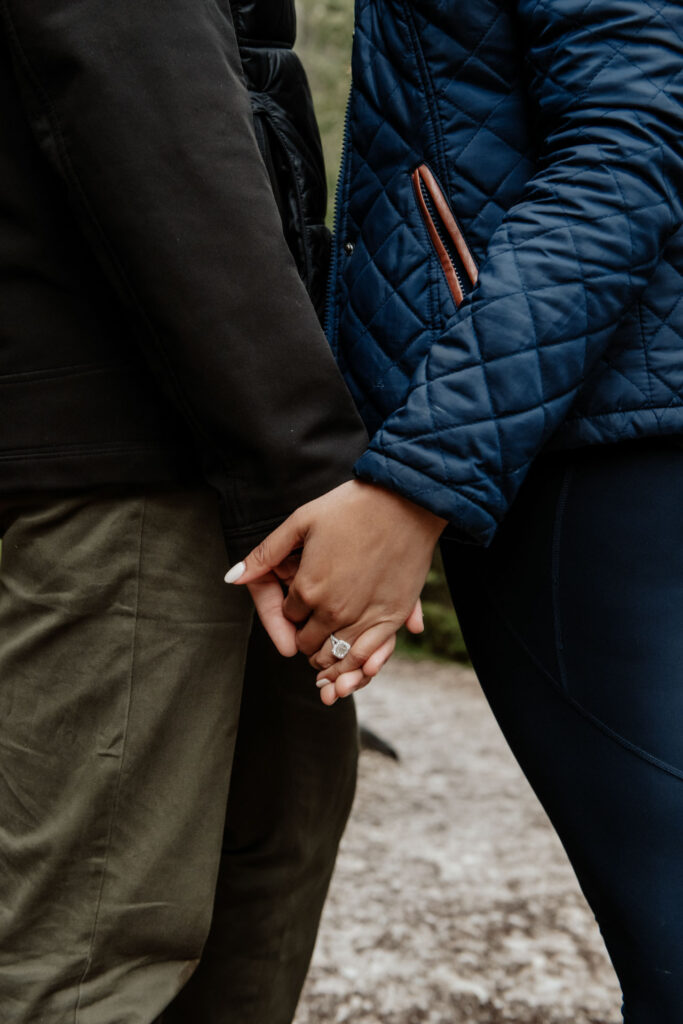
[487,589,683,785]
[551,464,574,694]
[73,496,147,1021]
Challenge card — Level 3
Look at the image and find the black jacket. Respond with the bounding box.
[0,0,367,557]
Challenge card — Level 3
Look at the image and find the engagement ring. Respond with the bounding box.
[330,634,351,660]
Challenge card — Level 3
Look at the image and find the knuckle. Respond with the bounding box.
[296,635,317,657]
[341,653,363,673]
[352,638,377,664]
[251,542,269,568]
[293,580,318,609]
[327,601,351,626]
[316,597,352,628]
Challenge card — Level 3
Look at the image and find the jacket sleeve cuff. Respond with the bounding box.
[353,448,498,547]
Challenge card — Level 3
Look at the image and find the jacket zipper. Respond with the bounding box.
[412,164,478,307]
[324,86,353,351]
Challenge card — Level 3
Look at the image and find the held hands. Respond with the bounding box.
[225,480,446,701]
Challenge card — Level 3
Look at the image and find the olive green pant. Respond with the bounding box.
[0,487,358,1024]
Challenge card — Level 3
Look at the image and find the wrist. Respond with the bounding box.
[353,479,448,540]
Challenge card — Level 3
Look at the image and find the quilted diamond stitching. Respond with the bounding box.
[331,0,683,537]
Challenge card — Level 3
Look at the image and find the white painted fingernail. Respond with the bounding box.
[224,561,246,584]
[316,678,331,689]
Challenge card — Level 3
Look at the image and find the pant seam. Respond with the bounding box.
[73,495,147,1023]
[487,587,683,785]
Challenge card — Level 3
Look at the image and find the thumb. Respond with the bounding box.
[405,598,424,634]
[224,511,306,585]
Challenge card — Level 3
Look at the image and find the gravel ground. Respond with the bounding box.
[295,658,623,1024]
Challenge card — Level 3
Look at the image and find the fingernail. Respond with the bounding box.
[316,678,331,689]
[224,561,246,584]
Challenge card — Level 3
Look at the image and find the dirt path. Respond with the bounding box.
[295,658,622,1024]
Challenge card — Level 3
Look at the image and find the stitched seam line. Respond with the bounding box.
[551,465,574,693]
[565,402,683,424]
[488,587,683,785]
[0,443,187,460]
[73,497,146,1021]
[401,1,449,190]
[529,0,677,114]
[0,362,134,385]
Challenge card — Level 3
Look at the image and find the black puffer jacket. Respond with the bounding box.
[0,0,367,556]
[240,0,331,320]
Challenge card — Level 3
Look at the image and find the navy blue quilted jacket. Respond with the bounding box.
[326,0,683,544]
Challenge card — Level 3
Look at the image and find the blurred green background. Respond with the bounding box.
[296,0,469,664]
[296,0,355,222]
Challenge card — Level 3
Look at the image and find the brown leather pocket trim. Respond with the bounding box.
[411,164,478,307]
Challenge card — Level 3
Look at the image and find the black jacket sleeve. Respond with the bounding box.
[1,0,367,552]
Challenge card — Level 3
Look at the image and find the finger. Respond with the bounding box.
[247,578,298,657]
[272,553,301,588]
[319,681,338,706]
[328,668,367,698]
[316,667,363,691]
[294,613,347,658]
[308,629,352,671]
[224,512,306,585]
[316,634,394,692]
[317,673,371,704]
[405,598,424,635]
[308,636,342,671]
[337,673,373,698]
[361,634,396,677]
[309,602,412,672]
[283,582,315,628]
[315,621,397,682]
[314,632,395,676]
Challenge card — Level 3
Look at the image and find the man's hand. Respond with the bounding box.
[315,600,424,705]
[225,480,446,688]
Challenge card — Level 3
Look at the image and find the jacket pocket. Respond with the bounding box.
[411,164,478,307]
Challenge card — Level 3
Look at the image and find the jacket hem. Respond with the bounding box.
[0,444,201,493]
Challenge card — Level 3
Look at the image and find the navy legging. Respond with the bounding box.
[441,441,683,1023]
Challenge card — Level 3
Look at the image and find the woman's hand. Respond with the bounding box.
[316,600,424,705]
[244,552,425,703]
[238,552,302,657]
[226,479,446,674]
